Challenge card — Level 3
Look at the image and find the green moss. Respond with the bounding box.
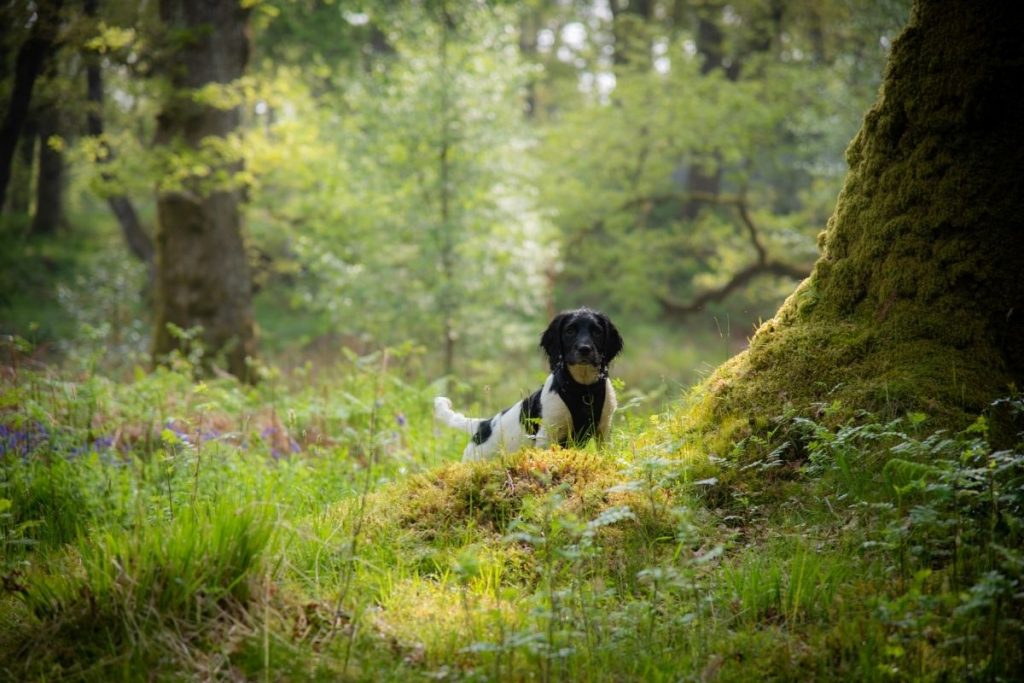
[392,449,621,540]
[672,1,1024,455]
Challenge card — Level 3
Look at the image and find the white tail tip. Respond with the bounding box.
[434,396,453,419]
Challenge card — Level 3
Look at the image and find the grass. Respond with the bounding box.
[0,337,1022,680]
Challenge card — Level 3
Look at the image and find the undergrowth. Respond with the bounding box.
[1,339,1021,681]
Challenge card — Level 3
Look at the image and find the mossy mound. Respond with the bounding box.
[395,449,621,539]
[333,448,674,546]
[677,1,1024,453]
[310,447,699,666]
[321,448,689,590]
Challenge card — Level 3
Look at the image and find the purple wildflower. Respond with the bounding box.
[0,422,51,460]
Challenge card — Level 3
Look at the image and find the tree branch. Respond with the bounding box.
[579,190,812,318]
[658,194,810,318]
[736,198,767,265]
[618,190,744,214]
[658,260,809,317]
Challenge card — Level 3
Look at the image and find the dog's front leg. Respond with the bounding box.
[595,382,617,447]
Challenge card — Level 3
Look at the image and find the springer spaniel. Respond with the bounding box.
[434,308,623,461]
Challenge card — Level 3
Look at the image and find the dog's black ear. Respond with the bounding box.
[540,312,569,370]
[599,313,623,364]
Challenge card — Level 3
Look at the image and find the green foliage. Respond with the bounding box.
[791,406,1024,679]
[2,0,909,385]
[10,1,1022,680]
[685,2,1024,448]
[537,2,904,320]
[2,349,1023,679]
[238,4,556,369]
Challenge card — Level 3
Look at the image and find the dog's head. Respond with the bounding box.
[540,308,623,378]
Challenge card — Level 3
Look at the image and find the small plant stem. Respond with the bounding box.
[191,413,203,509]
[339,349,389,675]
[263,573,271,683]
[647,577,659,643]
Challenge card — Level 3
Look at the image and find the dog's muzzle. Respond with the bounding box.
[566,342,600,367]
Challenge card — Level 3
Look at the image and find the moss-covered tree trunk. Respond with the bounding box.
[152,0,254,379]
[699,0,1024,433]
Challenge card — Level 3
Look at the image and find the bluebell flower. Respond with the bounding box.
[0,422,51,460]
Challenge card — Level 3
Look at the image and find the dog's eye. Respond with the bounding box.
[565,325,577,337]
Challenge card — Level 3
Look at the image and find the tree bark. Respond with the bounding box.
[151,0,255,380]
[29,106,64,235]
[0,0,63,210]
[698,0,1024,428]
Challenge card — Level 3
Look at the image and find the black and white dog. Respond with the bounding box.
[434,308,623,461]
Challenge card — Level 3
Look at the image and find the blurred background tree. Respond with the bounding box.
[0,0,909,400]
[150,0,255,379]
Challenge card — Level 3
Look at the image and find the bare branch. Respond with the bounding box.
[580,190,812,319]
[657,194,810,318]
[659,260,810,317]
[736,198,767,265]
[617,191,744,214]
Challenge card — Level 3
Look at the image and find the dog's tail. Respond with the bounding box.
[433,397,484,434]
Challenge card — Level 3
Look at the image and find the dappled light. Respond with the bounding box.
[2,0,1023,680]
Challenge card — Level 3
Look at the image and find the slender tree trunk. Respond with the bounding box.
[681,2,782,219]
[4,117,36,214]
[681,8,727,220]
[29,106,64,235]
[151,0,255,379]
[0,0,63,210]
[84,0,153,263]
[438,3,456,381]
[519,9,538,119]
[698,0,1024,431]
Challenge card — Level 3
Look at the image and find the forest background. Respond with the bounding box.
[6,1,1024,681]
[1,0,908,403]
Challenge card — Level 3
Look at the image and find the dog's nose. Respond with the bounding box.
[577,344,594,356]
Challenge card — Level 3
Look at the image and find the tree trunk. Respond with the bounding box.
[151,0,255,380]
[609,0,654,67]
[29,106,64,235]
[681,1,782,219]
[0,0,63,210]
[84,0,154,263]
[680,8,727,220]
[697,0,1024,431]
[518,9,538,119]
[438,3,456,381]
[4,117,36,215]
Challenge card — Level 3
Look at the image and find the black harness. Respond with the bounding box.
[519,364,606,447]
